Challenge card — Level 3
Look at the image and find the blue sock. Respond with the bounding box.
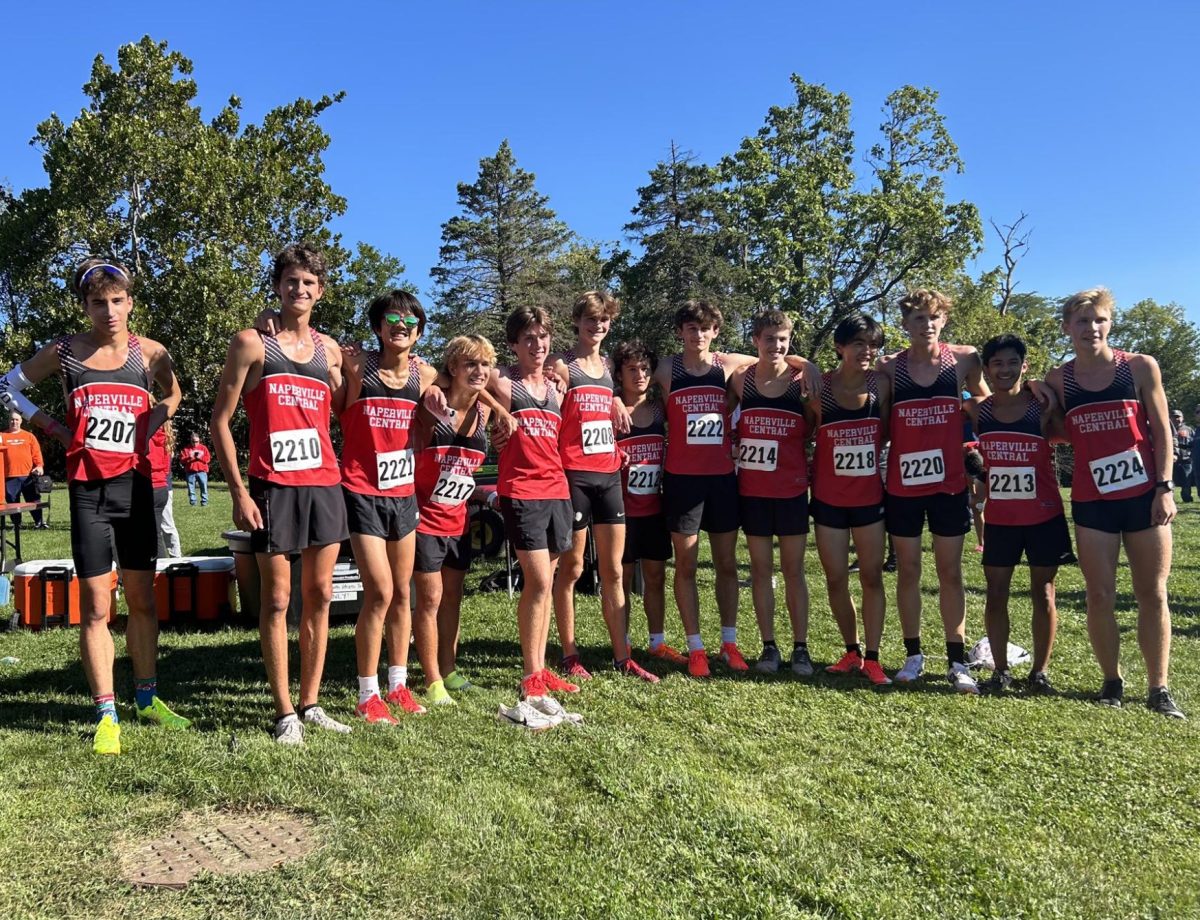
[134,677,157,710]
[94,694,118,724]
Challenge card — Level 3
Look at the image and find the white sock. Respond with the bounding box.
[721,626,737,645]
[357,675,379,705]
[388,666,408,692]
[686,633,704,652]
[649,632,665,651]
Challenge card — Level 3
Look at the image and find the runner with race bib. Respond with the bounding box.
[967,334,1073,697]
[810,314,892,686]
[729,311,817,677]
[877,289,988,693]
[211,244,351,746]
[548,292,656,683]
[339,291,441,723]
[412,335,493,707]
[0,258,189,755]
[1047,288,1183,718]
[613,341,687,671]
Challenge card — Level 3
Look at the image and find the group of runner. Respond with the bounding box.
[0,247,1184,753]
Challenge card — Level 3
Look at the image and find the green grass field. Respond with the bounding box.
[1,483,1198,919]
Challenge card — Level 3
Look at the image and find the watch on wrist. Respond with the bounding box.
[1156,480,1174,492]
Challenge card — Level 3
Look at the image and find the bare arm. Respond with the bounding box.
[210,331,264,531]
[142,338,182,439]
[959,347,990,399]
[877,371,893,444]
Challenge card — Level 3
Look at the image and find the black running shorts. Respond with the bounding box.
[414,531,472,574]
[622,513,672,564]
[810,498,886,530]
[69,471,157,578]
[1072,488,1156,535]
[250,479,349,554]
[885,489,971,538]
[566,469,625,530]
[739,493,810,538]
[344,489,419,542]
[500,497,574,554]
[663,471,739,536]
[982,515,1076,568]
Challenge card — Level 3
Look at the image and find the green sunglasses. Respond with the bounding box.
[384,312,419,328]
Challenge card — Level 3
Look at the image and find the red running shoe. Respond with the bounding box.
[559,654,592,681]
[615,657,661,683]
[860,659,893,686]
[386,685,427,714]
[356,693,399,725]
[540,668,580,694]
[521,671,549,700]
[825,650,864,676]
[646,643,689,666]
[688,649,711,678]
[719,642,750,672]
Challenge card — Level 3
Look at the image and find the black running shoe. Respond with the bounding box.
[1148,687,1186,720]
[1096,677,1124,708]
[882,555,897,574]
[1026,671,1057,696]
[979,670,1012,696]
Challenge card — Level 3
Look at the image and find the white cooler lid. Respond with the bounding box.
[156,556,235,573]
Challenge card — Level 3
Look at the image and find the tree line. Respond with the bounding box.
[2,36,1197,475]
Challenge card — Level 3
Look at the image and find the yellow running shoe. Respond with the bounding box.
[137,697,192,729]
[93,715,121,755]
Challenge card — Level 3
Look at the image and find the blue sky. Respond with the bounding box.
[4,1,1199,324]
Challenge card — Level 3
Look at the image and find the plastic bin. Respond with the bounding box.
[12,559,118,629]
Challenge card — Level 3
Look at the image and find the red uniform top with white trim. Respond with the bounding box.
[497,369,569,500]
[617,404,665,518]
[244,332,340,487]
[976,396,1063,526]
[56,334,152,482]
[812,371,883,507]
[735,365,809,498]
[416,403,489,537]
[1063,350,1156,502]
[665,354,732,476]
[340,352,422,497]
[148,427,170,489]
[886,344,967,497]
[559,353,620,474]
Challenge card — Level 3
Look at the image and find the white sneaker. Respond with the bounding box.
[497,699,556,731]
[302,706,353,734]
[947,661,979,695]
[273,714,305,746]
[894,654,925,684]
[528,694,584,726]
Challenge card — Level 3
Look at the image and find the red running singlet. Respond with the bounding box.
[415,402,488,537]
[340,353,422,497]
[57,334,151,482]
[497,370,569,500]
[665,354,732,476]
[812,370,883,508]
[245,332,340,487]
[617,404,665,518]
[887,344,966,497]
[976,396,1063,526]
[1063,351,1155,502]
[148,427,170,489]
[559,353,620,474]
[735,365,809,498]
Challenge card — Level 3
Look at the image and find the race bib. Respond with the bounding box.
[898,448,945,488]
[627,463,662,496]
[376,448,415,491]
[686,412,724,445]
[84,407,137,454]
[737,438,778,472]
[1089,448,1148,495]
[988,466,1036,500]
[581,419,615,455]
[270,428,322,472]
[431,472,476,506]
[833,444,876,477]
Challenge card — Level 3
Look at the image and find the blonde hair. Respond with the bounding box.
[442,334,496,376]
[572,290,621,325]
[1061,287,1115,322]
[898,289,953,319]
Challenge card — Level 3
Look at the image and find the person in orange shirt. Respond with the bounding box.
[2,414,46,528]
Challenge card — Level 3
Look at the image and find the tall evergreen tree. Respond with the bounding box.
[430,141,573,348]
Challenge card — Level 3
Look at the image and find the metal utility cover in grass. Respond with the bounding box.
[121,811,318,889]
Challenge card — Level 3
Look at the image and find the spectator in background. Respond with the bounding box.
[1172,410,1193,503]
[148,416,182,558]
[1,413,47,529]
[178,431,210,506]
